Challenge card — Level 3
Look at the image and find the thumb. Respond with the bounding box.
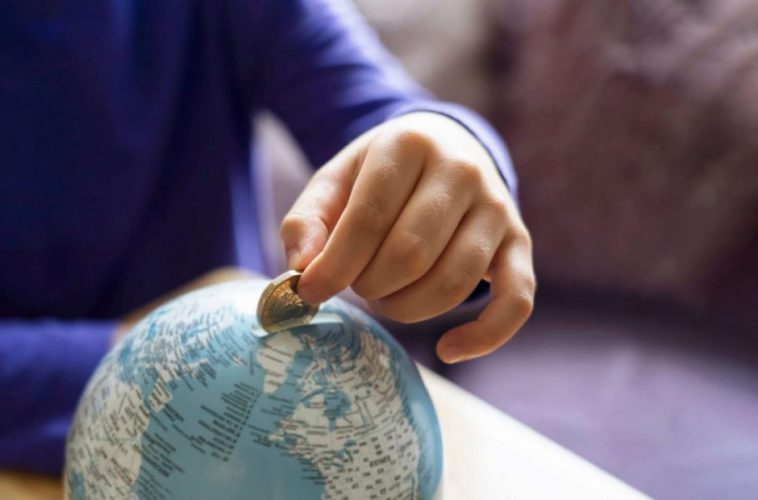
[280,153,359,271]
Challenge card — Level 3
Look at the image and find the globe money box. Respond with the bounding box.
[65,280,443,499]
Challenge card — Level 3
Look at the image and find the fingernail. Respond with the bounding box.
[287,247,301,270]
[440,344,465,364]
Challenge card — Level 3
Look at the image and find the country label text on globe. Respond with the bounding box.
[65,281,443,499]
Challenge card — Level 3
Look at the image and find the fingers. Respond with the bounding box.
[351,164,474,301]
[367,204,506,323]
[280,169,350,271]
[435,236,535,364]
[297,130,428,303]
[279,113,535,365]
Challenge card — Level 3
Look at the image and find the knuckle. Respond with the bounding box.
[351,200,386,235]
[522,271,537,296]
[280,212,314,240]
[439,270,479,304]
[388,232,434,277]
[512,287,535,321]
[424,190,455,219]
[447,159,483,186]
[481,196,509,219]
[467,240,493,266]
[368,127,430,168]
[511,226,533,248]
[382,127,434,156]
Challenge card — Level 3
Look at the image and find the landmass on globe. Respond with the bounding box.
[65,280,443,499]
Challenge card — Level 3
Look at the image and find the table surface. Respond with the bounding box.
[0,366,648,500]
[418,366,648,500]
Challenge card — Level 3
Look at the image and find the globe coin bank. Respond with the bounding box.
[65,280,443,499]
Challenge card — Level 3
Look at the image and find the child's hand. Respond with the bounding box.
[281,112,535,363]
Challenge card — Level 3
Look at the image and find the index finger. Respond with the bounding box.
[435,238,535,363]
[298,132,427,303]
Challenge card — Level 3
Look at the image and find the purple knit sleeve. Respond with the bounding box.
[0,320,112,474]
[258,0,517,196]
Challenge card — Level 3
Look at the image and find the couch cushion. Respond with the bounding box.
[490,0,758,314]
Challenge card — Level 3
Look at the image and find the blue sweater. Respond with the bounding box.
[0,0,515,473]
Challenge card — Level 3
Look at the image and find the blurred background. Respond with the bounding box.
[253,1,758,498]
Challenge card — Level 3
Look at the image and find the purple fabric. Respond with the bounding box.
[446,294,758,499]
[489,0,758,316]
[0,321,112,472]
[0,0,514,474]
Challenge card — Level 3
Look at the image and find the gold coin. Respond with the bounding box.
[257,270,320,333]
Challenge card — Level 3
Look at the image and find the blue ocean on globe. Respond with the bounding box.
[65,280,443,499]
